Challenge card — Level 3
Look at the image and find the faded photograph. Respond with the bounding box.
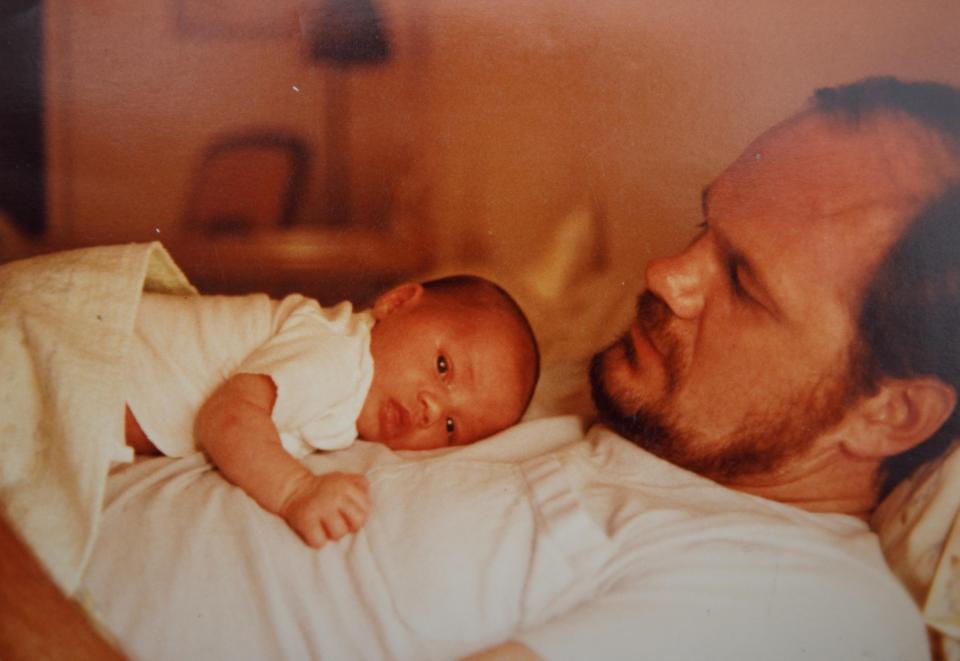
[1,1,959,659]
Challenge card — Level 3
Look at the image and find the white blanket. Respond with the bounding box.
[0,242,195,593]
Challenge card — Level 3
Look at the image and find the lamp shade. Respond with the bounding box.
[309,0,390,66]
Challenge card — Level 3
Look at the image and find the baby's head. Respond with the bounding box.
[356,275,540,450]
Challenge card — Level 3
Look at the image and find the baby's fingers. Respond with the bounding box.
[339,498,369,532]
[321,511,353,540]
[347,473,370,491]
[297,521,329,549]
[343,481,371,511]
[327,472,371,516]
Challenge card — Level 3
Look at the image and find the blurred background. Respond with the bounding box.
[1,0,959,344]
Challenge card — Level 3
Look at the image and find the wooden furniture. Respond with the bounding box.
[164,228,431,306]
[183,131,310,236]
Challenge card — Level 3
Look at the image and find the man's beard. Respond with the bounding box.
[589,292,860,482]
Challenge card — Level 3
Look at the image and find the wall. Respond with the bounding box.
[42,1,960,295]
[44,0,426,244]
[416,0,960,285]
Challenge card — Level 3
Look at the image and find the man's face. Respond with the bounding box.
[590,111,951,483]
[356,291,532,451]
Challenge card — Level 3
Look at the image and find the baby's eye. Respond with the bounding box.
[436,354,449,376]
[445,417,456,440]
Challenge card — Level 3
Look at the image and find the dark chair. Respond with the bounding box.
[182,130,309,235]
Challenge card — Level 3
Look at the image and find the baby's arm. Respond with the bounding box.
[196,373,369,547]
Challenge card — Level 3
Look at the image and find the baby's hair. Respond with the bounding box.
[421,274,541,414]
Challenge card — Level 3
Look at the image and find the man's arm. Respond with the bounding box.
[0,511,126,660]
[461,641,541,661]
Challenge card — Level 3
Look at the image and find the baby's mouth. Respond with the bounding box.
[379,398,410,441]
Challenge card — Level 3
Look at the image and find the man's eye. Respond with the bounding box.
[728,261,747,298]
[437,354,449,375]
[445,417,456,439]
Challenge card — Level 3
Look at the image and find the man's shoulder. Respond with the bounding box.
[562,428,928,659]
[566,425,918,601]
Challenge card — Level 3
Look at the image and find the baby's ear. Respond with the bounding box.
[372,282,424,320]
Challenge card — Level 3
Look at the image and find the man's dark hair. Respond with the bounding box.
[421,274,541,413]
[812,77,960,497]
[813,76,960,150]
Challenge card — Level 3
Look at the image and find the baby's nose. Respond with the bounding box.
[417,391,442,428]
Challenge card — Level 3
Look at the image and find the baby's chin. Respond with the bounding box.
[355,400,381,442]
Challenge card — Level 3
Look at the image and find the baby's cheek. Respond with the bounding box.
[399,428,446,452]
[417,428,445,451]
[355,394,380,441]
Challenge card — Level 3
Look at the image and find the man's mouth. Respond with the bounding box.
[619,326,638,367]
[625,318,663,369]
[634,291,684,392]
[634,292,672,353]
[378,398,410,441]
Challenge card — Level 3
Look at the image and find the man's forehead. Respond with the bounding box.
[702,111,956,317]
[719,111,957,213]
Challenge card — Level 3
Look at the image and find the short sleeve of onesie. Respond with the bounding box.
[237,295,374,458]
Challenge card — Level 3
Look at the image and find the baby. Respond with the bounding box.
[124,275,540,547]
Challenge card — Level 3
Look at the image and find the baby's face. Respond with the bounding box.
[356,286,533,451]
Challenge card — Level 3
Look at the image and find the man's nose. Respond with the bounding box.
[416,390,442,428]
[644,243,711,320]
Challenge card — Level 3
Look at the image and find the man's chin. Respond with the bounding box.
[588,348,621,418]
[590,347,715,477]
[590,351,667,442]
[589,352,828,483]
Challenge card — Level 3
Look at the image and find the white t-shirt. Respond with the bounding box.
[82,419,929,661]
[126,292,374,458]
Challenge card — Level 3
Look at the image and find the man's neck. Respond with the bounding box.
[721,446,881,521]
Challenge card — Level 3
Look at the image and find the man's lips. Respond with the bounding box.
[378,398,411,441]
[626,319,663,368]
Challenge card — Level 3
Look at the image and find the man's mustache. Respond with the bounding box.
[619,292,665,367]
[634,290,682,392]
[589,289,682,450]
[635,290,670,335]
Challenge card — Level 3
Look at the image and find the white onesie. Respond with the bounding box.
[126,292,374,459]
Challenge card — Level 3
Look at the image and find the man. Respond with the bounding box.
[4,77,959,660]
[589,77,960,512]
[469,76,960,659]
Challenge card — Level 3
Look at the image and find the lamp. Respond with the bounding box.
[306,0,390,227]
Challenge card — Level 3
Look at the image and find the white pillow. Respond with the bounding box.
[871,440,960,648]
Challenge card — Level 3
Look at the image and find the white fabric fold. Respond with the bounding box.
[0,242,195,592]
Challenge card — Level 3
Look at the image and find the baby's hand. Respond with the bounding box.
[279,472,370,548]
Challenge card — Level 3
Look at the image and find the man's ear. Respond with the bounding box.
[372,282,424,320]
[842,376,957,459]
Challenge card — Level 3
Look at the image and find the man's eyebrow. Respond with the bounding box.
[725,242,784,320]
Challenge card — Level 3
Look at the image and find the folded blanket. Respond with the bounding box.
[0,242,195,593]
